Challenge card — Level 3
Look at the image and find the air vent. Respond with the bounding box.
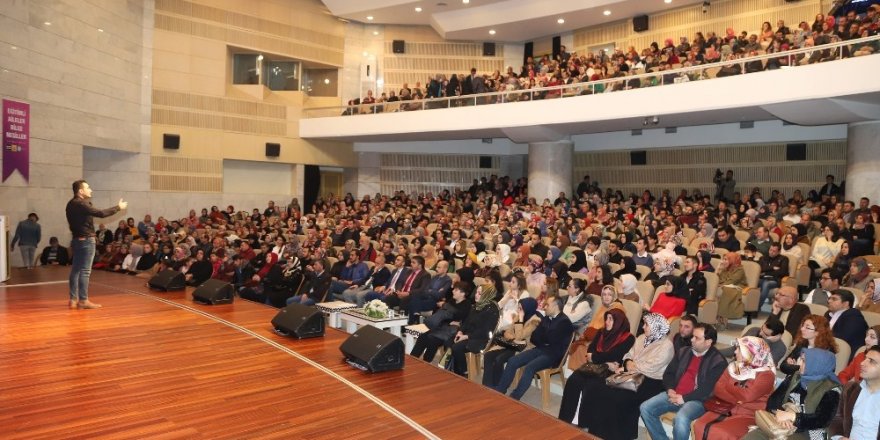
[740,121,754,129]
[631,129,643,136]
[665,127,677,134]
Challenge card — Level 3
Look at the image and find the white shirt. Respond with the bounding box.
[828,309,844,329]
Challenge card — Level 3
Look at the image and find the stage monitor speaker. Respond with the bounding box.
[163,134,180,150]
[786,143,807,161]
[265,142,280,157]
[630,150,647,166]
[633,15,649,32]
[271,303,325,338]
[148,269,185,291]
[482,42,496,56]
[392,40,405,54]
[340,325,404,372]
[192,279,234,305]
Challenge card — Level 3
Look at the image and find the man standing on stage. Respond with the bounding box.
[66,180,127,309]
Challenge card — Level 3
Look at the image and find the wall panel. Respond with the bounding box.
[378,154,500,195]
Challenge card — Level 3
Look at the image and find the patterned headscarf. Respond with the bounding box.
[643,313,670,347]
[870,279,880,304]
[729,336,776,381]
[475,283,497,311]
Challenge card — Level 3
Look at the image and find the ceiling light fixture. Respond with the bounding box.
[603,10,611,16]
[366,15,374,20]
[489,29,496,35]
[363,51,369,56]
[44,21,52,25]
[462,0,469,4]
[324,78,330,84]
[557,18,565,24]
[97,28,104,32]
[415,7,422,12]
[665,0,672,3]
[11,46,17,50]
[372,30,379,35]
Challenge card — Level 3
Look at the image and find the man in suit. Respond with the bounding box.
[826,289,869,360]
[819,174,841,197]
[340,253,391,307]
[363,254,409,304]
[406,260,452,323]
[641,324,728,440]
[492,295,574,400]
[286,258,331,306]
[384,255,430,310]
[766,285,811,337]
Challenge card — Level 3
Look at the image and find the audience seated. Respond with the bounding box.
[39,237,70,266]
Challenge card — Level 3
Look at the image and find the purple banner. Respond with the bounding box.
[3,99,30,182]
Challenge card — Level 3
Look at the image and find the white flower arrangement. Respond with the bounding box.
[364,299,389,318]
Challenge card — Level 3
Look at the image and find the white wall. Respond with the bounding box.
[223,159,292,195]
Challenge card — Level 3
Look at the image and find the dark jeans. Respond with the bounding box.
[482,348,516,388]
[493,348,556,400]
[69,237,96,301]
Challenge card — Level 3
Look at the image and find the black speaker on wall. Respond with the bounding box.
[482,42,496,56]
[633,15,649,32]
[340,325,404,372]
[163,134,180,150]
[631,151,647,166]
[479,155,493,169]
[265,142,280,157]
[271,303,325,338]
[392,40,405,54]
[148,269,185,291]
[192,279,234,305]
[786,143,807,161]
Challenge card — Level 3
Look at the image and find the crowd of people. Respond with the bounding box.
[18,166,876,439]
[345,7,880,113]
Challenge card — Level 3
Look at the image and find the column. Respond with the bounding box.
[846,121,880,204]
[528,140,573,203]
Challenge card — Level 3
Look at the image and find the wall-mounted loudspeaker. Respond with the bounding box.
[479,156,492,169]
[482,42,496,56]
[339,325,404,372]
[192,279,234,305]
[786,143,807,161]
[271,303,325,338]
[392,40,405,54]
[631,151,647,166]
[163,134,180,150]
[265,143,280,157]
[633,15,649,32]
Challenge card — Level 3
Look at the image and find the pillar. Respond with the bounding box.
[846,121,880,205]
[528,140,573,203]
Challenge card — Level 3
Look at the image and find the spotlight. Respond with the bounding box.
[652,116,660,124]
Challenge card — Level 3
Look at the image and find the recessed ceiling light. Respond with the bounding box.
[363,51,369,56]
[44,21,51,25]
[462,0,469,4]
[97,28,104,32]
[603,10,611,16]
[372,31,379,35]
[665,0,672,3]
[489,29,496,35]
[415,7,422,12]
[557,18,565,24]
[366,15,374,20]
[11,46,17,50]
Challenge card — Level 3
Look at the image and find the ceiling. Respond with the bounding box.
[321,0,707,42]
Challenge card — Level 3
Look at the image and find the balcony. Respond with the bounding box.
[300,36,880,143]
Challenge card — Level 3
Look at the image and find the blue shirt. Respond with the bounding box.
[850,380,880,440]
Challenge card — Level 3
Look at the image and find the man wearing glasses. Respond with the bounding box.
[767,285,811,337]
[804,268,841,305]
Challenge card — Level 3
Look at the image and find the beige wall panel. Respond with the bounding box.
[384,25,445,43]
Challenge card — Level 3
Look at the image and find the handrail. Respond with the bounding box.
[302,34,880,118]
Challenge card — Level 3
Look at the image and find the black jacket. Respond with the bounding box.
[662,346,727,403]
[300,270,332,302]
[826,308,869,360]
[768,302,811,338]
[684,271,707,315]
[459,302,500,352]
[530,312,576,365]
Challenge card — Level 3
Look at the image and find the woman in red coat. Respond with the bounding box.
[692,336,777,440]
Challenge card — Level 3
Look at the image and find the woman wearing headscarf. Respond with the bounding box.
[544,246,562,276]
[549,260,570,288]
[644,275,689,320]
[843,257,872,291]
[559,313,674,440]
[696,249,715,273]
[716,252,747,328]
[449,283,500,377]
[568,285,625,370]
[568,249,589,274]
[568,307,635,372]
[422,243,439,271]
[645,250,677,288]
[525,255,546,290]
[614,256,642,281]
[563,279,593,335]
[494,243,511,266]
[859,278,880,313]
[742,348,842,440]
[619,273,641,303]
[692,336,777,440]
[512,243,531,268]
[481,297,540,387]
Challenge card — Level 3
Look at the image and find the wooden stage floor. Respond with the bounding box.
[0,267,591,439]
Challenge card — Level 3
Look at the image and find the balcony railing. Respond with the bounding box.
[303,34,880,118]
